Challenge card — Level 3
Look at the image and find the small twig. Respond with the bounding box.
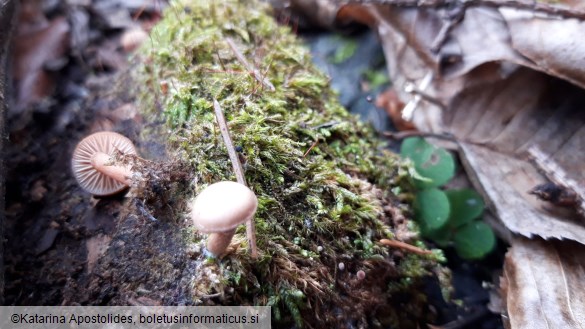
[253,54,276,94]
[132,5,146,21]
[225,37,275,92]
[403,83,447,110]
[527,146,585,214]
[430,1,466,53]
[213,99,258,259]
[214,46,227,71]
[303,140,320,158]
[382,130,457,142]
[312,120,340,130]
[213,100,247,185]
[380,238,434,255]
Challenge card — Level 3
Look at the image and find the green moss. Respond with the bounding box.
[135,0,443,327]
[330,36,359,64]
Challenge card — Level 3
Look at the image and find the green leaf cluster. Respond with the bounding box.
[401,137,495,260]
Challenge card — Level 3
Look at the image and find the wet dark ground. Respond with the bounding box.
[4,1,504,327]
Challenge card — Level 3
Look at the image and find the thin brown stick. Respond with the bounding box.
[225,37,275,92]
[213,99,258,259]
[379,238,434,255]
[403,83,447,110]
[303,140,319,158]
[382,130,456,142]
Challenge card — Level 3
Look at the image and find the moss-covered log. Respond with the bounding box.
[124,0,445,327]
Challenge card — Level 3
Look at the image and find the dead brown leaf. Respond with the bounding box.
[502,8,585,90]
[375,88,416,131]
[448,69,585,243]
[502,237,585,329]
[12,16,70,115]
[331,1,585,244]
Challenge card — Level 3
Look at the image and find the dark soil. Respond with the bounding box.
[4,0,167,305]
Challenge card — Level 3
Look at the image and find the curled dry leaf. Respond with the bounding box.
[501,7,585,90]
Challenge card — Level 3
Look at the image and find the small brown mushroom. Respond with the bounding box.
[71,131,137,196]
[191,181,258,257]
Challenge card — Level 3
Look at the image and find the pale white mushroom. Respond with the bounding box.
[71,131,136,196]
[191,181,258,257]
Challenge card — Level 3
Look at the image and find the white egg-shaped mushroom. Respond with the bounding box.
[71,131,137,196]
[191,181,258,257]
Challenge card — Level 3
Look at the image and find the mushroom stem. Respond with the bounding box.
[206,229,236,257]
[90,152,133,186]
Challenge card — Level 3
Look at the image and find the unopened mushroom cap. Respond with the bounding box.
[191,181,258,233]
[71,131,137,196]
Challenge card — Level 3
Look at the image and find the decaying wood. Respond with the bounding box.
[502,237,585,329]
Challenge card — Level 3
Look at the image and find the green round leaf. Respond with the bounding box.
[414,188,450,231]
[414,147,455,189]
[453,221,496,260]
[446,189,485,228]
[400,137,455,188]
[400,137,429,159]
[423,225,453,247]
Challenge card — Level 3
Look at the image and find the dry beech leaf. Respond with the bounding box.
[502,237,585,328]
[448,68,585,243]
[331,2,585,244]
[501,7,585,90]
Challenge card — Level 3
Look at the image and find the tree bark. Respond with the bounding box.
[0,0,17,304]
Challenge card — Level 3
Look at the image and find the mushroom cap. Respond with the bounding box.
[71,131,137,196]
[191,181,258,233]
